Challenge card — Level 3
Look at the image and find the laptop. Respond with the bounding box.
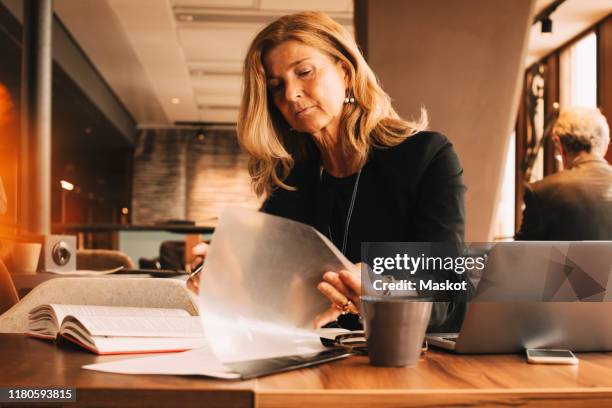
[426,241,612,353]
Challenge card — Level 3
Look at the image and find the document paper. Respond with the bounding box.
[83,208,354,377]
[83,346,240,379]
[198,207,354,363]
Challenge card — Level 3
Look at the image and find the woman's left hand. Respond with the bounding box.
[186,242,209,295]
[314,266,362,328]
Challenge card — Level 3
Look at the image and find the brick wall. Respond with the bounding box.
[132,128,261,225]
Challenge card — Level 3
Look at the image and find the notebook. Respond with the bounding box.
[26,304,207,355]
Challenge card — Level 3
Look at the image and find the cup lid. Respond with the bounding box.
[360,295,433,302]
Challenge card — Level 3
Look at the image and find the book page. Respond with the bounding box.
[46,266,125,276]
[49,304,189,325]
[63,315,203,337]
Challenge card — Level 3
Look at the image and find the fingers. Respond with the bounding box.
[317,281,359,314]
[313,306,341,329]
[314,266,363,328]
[192,242,208,256]
[339,269,362,298]
[186,277,200,295]
[186,272,200,295]
[322,271,358,304]
[189,242,209,272]
[189,256,203,273]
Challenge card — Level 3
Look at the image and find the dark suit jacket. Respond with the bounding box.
[515,155,612,241]
[262,131,468,331]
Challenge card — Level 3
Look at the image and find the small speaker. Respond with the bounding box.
[42,235,76,273]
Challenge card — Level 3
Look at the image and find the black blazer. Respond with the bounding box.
[262,131,468,331]
[515,155,612,241]
[262,131,466,257]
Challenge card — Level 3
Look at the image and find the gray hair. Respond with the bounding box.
[553,107,610,156]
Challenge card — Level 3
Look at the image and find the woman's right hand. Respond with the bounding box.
[314,267,362,328]
[186,242,208,295]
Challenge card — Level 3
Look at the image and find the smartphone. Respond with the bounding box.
[526,349,578,365]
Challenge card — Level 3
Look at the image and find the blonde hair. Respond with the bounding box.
[237,11,428,197]
[553,107,610,156]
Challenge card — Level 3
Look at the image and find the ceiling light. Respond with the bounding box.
[541,17,553,34]
[532,0,564,35]
[177,14,194,22]
[60,180,74,191]
[171,98,180,104]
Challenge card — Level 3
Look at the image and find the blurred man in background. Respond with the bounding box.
[516,107,611,240]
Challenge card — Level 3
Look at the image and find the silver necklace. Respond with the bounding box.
[325,168,362,255]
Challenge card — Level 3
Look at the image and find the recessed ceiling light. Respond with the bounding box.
[171,98,180,104]
[178,14,194,22]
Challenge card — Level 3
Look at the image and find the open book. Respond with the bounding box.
[26,304,207,355]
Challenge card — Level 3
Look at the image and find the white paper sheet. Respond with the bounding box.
[199,208,355,363]
[81,327,347,378]
[82,346,240,379]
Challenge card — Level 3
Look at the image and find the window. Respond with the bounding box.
[559,32,597,108]
[492,132,515,241]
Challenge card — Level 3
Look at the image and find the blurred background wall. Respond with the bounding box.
[360,0,534,241]
[132,128,260,224]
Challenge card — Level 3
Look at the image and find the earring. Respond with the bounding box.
[344,91,355,104]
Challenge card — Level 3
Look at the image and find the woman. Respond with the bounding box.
[189,11,467,331]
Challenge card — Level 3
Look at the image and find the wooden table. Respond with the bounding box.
[255,350,612,407]
[3,334,612,407]
[0,335,253,407]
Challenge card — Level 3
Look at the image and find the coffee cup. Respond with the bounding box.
[11,242,42,274]
[361,296,432,367]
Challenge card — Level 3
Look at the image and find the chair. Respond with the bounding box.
[159,240,186,270]
[139,241,186,270]
[77,249,135,270]
[0,277,199,333]
[0,259,18,315]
